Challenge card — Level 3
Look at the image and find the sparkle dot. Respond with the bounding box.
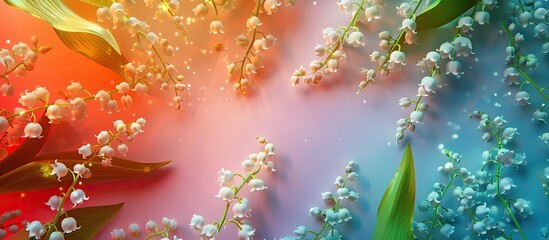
[363,99,366,103]
[313,1,317,5]
[452,134,459,139]
[493,71,498,77]
[20,193,25,198]
[438,144,444,150]
[304,139,308,142]
[6,40,10,44]
[387,142,391,146]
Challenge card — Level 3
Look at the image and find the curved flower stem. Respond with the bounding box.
[376,0,425,71]
[312,172,349,239]
[304,0,366,78]
[495,161,527,240]
[501,22,549,103]
[490,126,527,240]
[425,173,456,239]
[234,0,262,95]
[45,174,80,238]
[216,164,263,232]
[0,62,24,80]
[143,228,169,240]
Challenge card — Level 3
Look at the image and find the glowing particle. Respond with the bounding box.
[452,134,459,139]
[438,144,444,150]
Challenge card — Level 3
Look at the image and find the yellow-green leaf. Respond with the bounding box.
[10,203,123,240]
[78,0,113,7]
[4,0,128,75]
[0,152,170,194]
[373,143,416,240]
[416,0,477,32]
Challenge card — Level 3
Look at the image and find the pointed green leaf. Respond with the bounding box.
[4,0,128,75]
[415,0,477,32]
[10,203,123,240]
[373,143,416,240]
[0,152,170,194]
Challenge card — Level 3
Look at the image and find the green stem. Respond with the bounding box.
[234,0,262,95]
[495,162,527,240]
[143,228,168,240]
[425,174,456,239]
[306,0,367,77]
[216,164,263,232]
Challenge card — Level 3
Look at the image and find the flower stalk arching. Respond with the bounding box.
[395,1,481,143]
[501,22,549,104]
[190,137,276,239]
[233,0,262,95]
[43,129,125,239]
[307,0,366,78]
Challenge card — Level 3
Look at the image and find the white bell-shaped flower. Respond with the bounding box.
[61,217,80,233]
[189,214,204,232]
[70,189,89,207]
[45,195,62,211]
[215,187,235,201]
[199,224,218,239]
[232,198,252,218]
[23,122,43,138]
[51,160,68,181]
[209,20,224,34]
[25,221,45,239]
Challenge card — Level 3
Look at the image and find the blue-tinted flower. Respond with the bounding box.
[294,225,307,238]
[475,203,491,219]
[499,177,516,194]
[473,221,487,235]
[338,208,352,222]
[324,209,340,225]
[513,198,533,219]
[440,224,455,238]
[532,109,548,123]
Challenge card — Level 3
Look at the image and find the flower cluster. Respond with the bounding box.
[280,161,359,240]
[189,137,275,240]
[219,0,293,95]
[0,210,26,239]
[96,0,189,110]
[24,117,146,239]
[355,0,429,93]
[413,111,530,239]
[292,0,378,86]
[500,2,549,122]
[0,36,51,96]
[394,2,486,142]
[110,217,180,240]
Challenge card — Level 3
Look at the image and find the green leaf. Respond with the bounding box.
[78,0,113,7]
[0,152,170,194]
[373,143,416,240]
[415,0,477,32]
[10,203,123,240]
[4,0,128,75]
[0,114,50,176]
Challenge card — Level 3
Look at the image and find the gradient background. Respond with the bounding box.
[1,0,548,239]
